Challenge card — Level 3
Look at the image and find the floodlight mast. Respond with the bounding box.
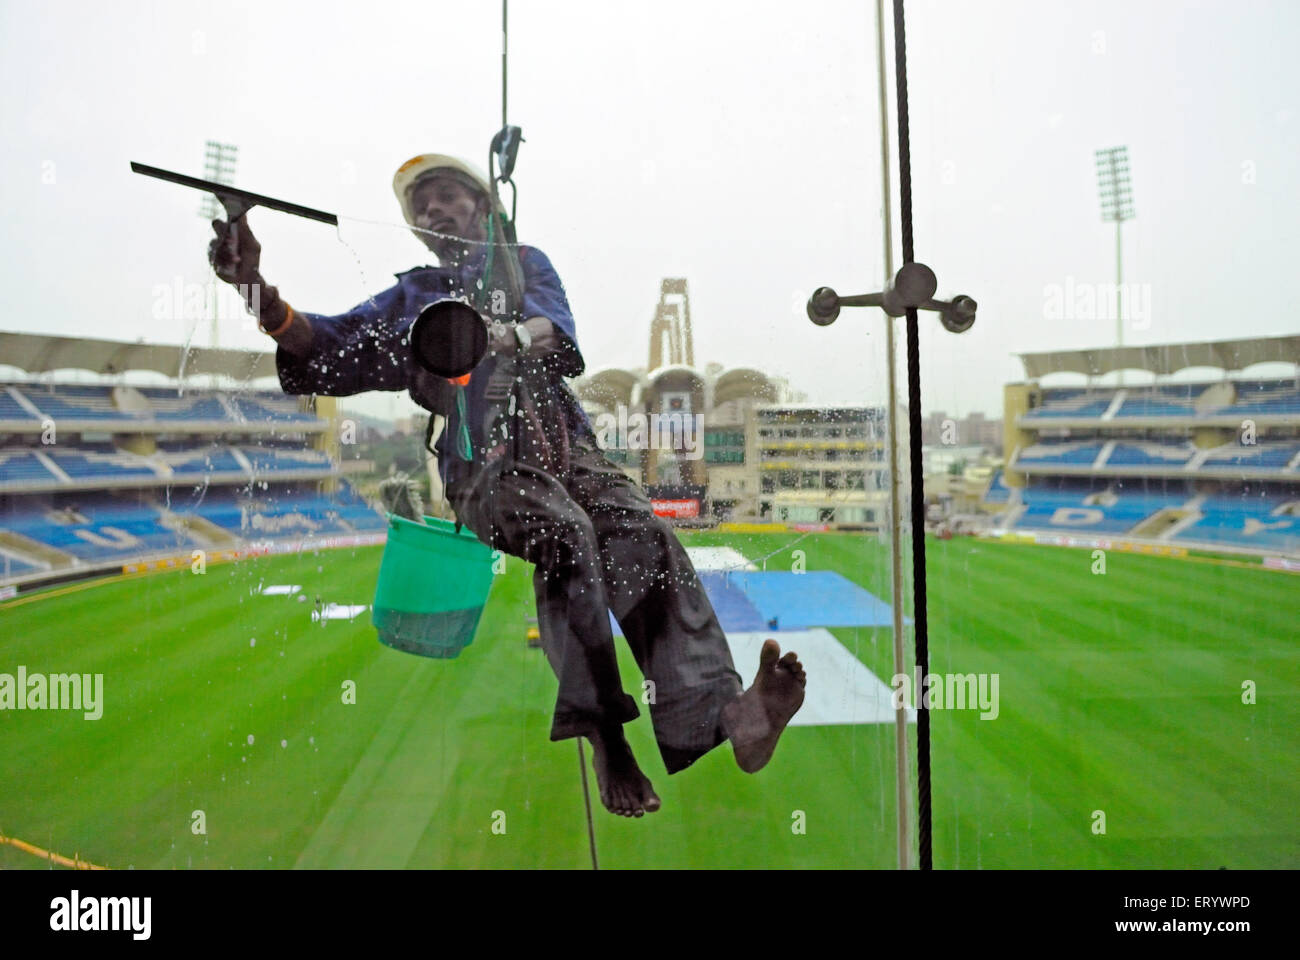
[1095,145,1135,385]
[199,141,238,354]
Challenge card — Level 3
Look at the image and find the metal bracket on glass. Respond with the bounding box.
[806,262,976,333]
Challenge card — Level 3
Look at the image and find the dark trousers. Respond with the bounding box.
[447,442,742,774]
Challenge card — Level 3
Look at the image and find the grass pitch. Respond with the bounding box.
[1,533,1295,868]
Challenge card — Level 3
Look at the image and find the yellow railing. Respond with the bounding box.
[0,830,109,870]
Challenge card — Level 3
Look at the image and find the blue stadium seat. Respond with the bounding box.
[0,391,38,421]
[1202,443,1299,470]
[1012,483,1190,535]
[1016,442,1103,466]
[14,385,144,422]
[1106,443,1195,467]
[0,451,58,485]
[1173,498,1299,551]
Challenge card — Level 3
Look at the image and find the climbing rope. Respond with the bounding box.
[891,0,933,871]
[576,739,600,869]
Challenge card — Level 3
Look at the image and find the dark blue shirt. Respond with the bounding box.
[276,244,595,486]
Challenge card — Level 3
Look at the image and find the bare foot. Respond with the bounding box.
[721,639,806,773]
[587,726,662,818]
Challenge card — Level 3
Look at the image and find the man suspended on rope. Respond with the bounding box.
[209,153,806,818]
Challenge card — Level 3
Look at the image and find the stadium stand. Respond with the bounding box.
[1105,441,1196,467]
[1201,442,1300,470]
[1172,491,1299,551]
[994,336,1300,556]
[1022,376,1300,424]
[0,389,39,421]
[1014,441,1105,467]
[983,469,1011,504]
[0,438,342,491]
[1,484,385,568]
[1020,391,1115,419]
[0,337,388,587]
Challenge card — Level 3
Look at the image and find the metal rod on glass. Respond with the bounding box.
[875,0,912,873]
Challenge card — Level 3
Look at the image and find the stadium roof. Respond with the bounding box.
[0,331,277,380]
[1018,334,1300,379]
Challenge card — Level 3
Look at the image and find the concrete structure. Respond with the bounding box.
[573,278,794,523]
[754,403,893,527]
[572,278,901,527]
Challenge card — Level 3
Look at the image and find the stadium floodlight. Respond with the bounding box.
[1095,145,1135,382]
[196,142,238,355]
[198,141,239,222]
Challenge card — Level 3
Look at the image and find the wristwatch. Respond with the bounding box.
[513,322,532,355]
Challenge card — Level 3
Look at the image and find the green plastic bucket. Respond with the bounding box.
[372,514,496,659]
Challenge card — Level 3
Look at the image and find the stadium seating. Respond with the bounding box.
[984,469,1011,503]
[155,442,246,475]
[1220,380,1300,416]
[0,451,57,484]
[1,382,324,427]
[1172,492,1299,551]
[0,440,339,490]
[1022,390,1113,419]
[3,497,200,562]
[239,446,333,473]
[228,394,318,423]
[1105,442,1195,467]
[13,384,143,422]
[1015,441,1104,467]
[0,378,387,582]
[0,480,385,570]
[45,448,161,480]
[194,488,385,537]
[1012,482,1189,535]
[1003,369,1299,554]
[1022,379,1300,422]
[997,477,1300,553]
[1113,385,1201,418]
[0,389,38,421]
[1201,442,1300,470]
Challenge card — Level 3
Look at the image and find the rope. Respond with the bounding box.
[494,0,605,871]
[891,0,933,871]
[502,1,509,129]
[454,387,473,461]
[576,739,600,869]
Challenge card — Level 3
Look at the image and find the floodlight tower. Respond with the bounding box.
[1095,146,1134,382]
[199,141,239,350]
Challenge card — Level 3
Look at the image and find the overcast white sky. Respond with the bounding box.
[2,0,1297,422]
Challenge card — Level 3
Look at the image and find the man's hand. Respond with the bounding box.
[487,317,559,356]
[521,316,560,353]
[208,214,262,288]
[207,212,312,356]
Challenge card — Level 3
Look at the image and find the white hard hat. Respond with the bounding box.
[392,153,502,227]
